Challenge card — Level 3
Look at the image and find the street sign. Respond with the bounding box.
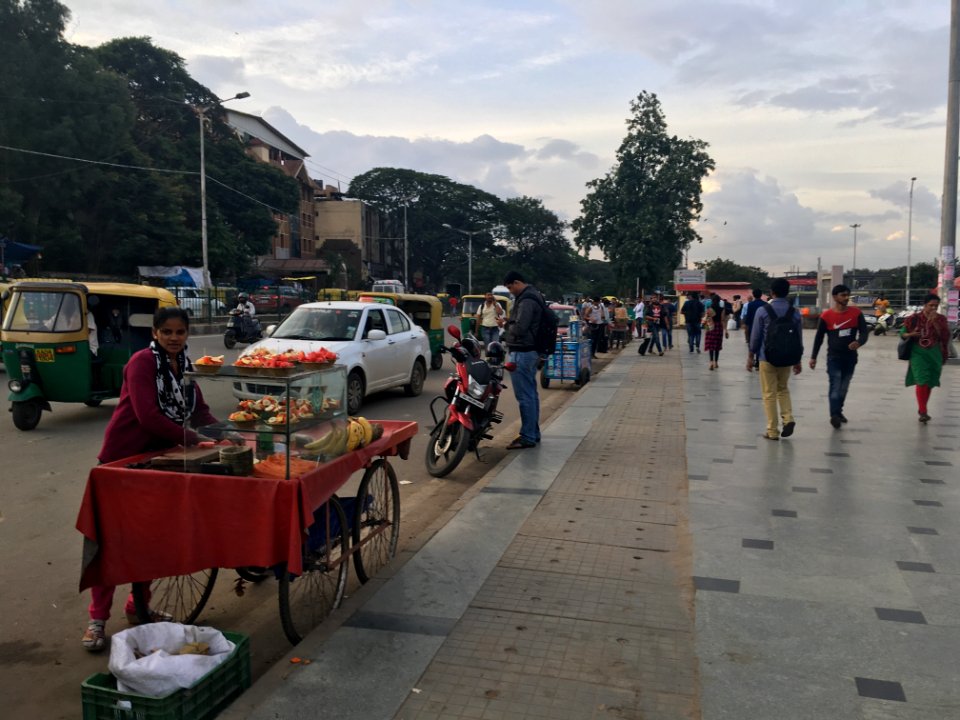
[673,268,705,285]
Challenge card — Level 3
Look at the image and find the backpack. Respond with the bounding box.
[762,302,803,366]
[523,295,559,355]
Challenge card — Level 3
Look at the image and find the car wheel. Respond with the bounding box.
[404,359,426,397]
[347,371,365,415]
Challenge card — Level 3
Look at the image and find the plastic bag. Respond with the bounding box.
[108,623,235,697]
[726,317,737,331]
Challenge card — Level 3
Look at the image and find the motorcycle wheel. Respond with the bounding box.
[425,416,471,478]
[224,330,237,349]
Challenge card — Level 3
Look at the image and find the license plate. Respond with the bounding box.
[34,348,55,363]
[457,391,485,408]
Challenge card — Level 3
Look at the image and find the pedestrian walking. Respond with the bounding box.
[747,278,804,440]
[731,295,744,329]
[501,271,544,448]
[809,284,868,428]
[899,293,950,423]
[680,292,705,352]
[643,299,664,356]
[633,297,645,339]
[659,294,676,349]
[703,293,729,370]
[742,288,765,369]
[475,291,506,350]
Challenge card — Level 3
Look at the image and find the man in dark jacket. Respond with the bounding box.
[501,271,543,449]
[809,284,868,428]
[680,292,705,353]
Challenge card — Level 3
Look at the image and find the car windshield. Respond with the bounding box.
[461,298,483,316]
[3,290,81,333]
[553,307,575,327]
[271,307,360,341]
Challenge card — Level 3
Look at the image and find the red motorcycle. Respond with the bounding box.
[425,325,506,477]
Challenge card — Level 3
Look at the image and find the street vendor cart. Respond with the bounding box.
[77,362,417,644]
[539,319,591,388]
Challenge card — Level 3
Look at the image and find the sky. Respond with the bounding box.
[64,0,954,276]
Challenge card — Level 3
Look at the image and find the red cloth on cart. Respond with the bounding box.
[76,420,416,591]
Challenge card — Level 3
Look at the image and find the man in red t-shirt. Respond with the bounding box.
[809,284,869,428]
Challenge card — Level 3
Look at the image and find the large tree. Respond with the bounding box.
[572,92,715,291]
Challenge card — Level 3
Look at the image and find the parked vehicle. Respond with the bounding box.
[233,301,429,415]
[425,325,506,478]
[223,309,263,348]
[549,303,577,337]
[458,294,512,337]
[370,279,404,293]
[167,286,228,317]
[356,292,446,369]
[873,311,895,335]
[252,285,308,315]
[1,281,177,430]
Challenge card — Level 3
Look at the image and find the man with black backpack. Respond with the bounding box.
[747,278,804,441]
[502,271,554,449]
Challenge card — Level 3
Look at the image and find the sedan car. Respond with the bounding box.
[252,285,308,314]
[234,301,430,415]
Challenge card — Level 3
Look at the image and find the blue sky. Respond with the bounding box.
[66,0,951,275]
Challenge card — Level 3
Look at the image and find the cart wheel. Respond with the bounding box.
[353,459,401,583]
[540,369,550,389]
[235,566,271,583]
[577,368,590,386]
[132,568,219,625]
[279,495,349,644]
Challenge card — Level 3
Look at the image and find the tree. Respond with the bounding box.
[694,257,771,290]
[572,92,715,291]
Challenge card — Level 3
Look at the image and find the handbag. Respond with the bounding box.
[897,336,913,361]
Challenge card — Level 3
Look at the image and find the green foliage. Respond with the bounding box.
[0,9,296,279]
[572,92,715,291]
[872,262,938,293]
[695,257,771,290]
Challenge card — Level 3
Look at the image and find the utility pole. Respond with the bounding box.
[906,177,917,306]
[849,223,861,289]
[940,0,960,327]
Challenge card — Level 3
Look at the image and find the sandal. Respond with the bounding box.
[125,608,174,625]
[506,438,537,450]
[82,620,106,653]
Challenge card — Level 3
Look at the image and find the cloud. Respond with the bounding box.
[869,181,941,222]
[188,55,246,86]
[534,139,600,168]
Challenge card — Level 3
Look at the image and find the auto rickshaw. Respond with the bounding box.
[316,287,348,301]
[1,282,177,430]
[458,294,512,337]
[356,292,445,369]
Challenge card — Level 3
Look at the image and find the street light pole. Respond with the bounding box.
[442,223,484,294]
[403,203,408,292]
[197,91,250,288]
[906,177,917,306]
[849,223,861,288]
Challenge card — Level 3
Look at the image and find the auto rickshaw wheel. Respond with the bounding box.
[430,351,443,370]
[12,400,43,431]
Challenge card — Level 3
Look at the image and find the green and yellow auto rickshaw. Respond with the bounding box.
[1,281,177,430]
[458,294,512,337]
[357,292,445,369]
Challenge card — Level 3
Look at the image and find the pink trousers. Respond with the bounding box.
[88,584,150,622]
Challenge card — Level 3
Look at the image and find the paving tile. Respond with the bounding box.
[913,500,943,508]
[792,486,819,493]
[741,538,774,550]
[855,677,907,702]
[906,526,939,536]
[771,509,798,518]
[874,607,926,624]
[896,561,936,573]
[693,576,741,593]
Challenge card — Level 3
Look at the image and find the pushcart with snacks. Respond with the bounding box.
[77,361,417,644]
[539,319,591,389]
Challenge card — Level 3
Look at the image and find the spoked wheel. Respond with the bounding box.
[352,459,401,583]
[424,416,470,478]
[132,568,219,625]
[279,495,349,644]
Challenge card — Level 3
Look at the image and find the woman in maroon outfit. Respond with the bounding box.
[82,308,218,651]
[704,294,730,370]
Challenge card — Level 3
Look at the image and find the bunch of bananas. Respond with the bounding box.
[301,423,349,456]
[300,417,385,458]
[346,416,373,451]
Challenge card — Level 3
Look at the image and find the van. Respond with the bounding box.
[371,279,404,293]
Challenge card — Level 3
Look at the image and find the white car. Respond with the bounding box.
[234,301,430,415]
[168,286,228,317]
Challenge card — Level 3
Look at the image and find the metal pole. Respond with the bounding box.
[199,108,210,288]
[940,0,960,326]
[907,177,916,306]
[850,223,861,288]
[403,203,408,292]
[468,232,473,295]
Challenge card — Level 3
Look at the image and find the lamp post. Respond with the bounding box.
[442,223,484,294]
[849,223,861,288]
[197,91,250,288]
[401,195,418,291]
[906,177,917,306]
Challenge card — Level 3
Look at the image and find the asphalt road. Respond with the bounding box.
[0,330,593,718]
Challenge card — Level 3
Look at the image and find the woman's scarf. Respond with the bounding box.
[149,341,197,424]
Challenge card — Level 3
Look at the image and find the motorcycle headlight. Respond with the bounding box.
[467,376,485,398]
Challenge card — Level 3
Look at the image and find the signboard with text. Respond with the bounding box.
[673,269,706,286]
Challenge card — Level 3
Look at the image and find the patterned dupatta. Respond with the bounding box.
[148,341,197,424]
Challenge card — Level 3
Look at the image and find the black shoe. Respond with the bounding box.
[830,415,842,429]
[781,421,796,438]
[839,414,848,423]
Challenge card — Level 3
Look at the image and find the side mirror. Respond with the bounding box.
[447,324,462,340]
[265,324,277,337]
[366,329,387,341]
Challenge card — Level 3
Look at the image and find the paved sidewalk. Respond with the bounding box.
[229,332,960,720]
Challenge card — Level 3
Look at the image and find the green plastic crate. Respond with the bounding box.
[81,631,250,720]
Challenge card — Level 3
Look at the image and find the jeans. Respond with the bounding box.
[480,326,500,351]
[758,361,794,437]
[510,350,541,444]
[646,325,663,353]
[661,326,672,348]
[826,354,857,417]
[686,324,701,351]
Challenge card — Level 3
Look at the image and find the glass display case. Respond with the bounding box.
[185,363,348,478]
